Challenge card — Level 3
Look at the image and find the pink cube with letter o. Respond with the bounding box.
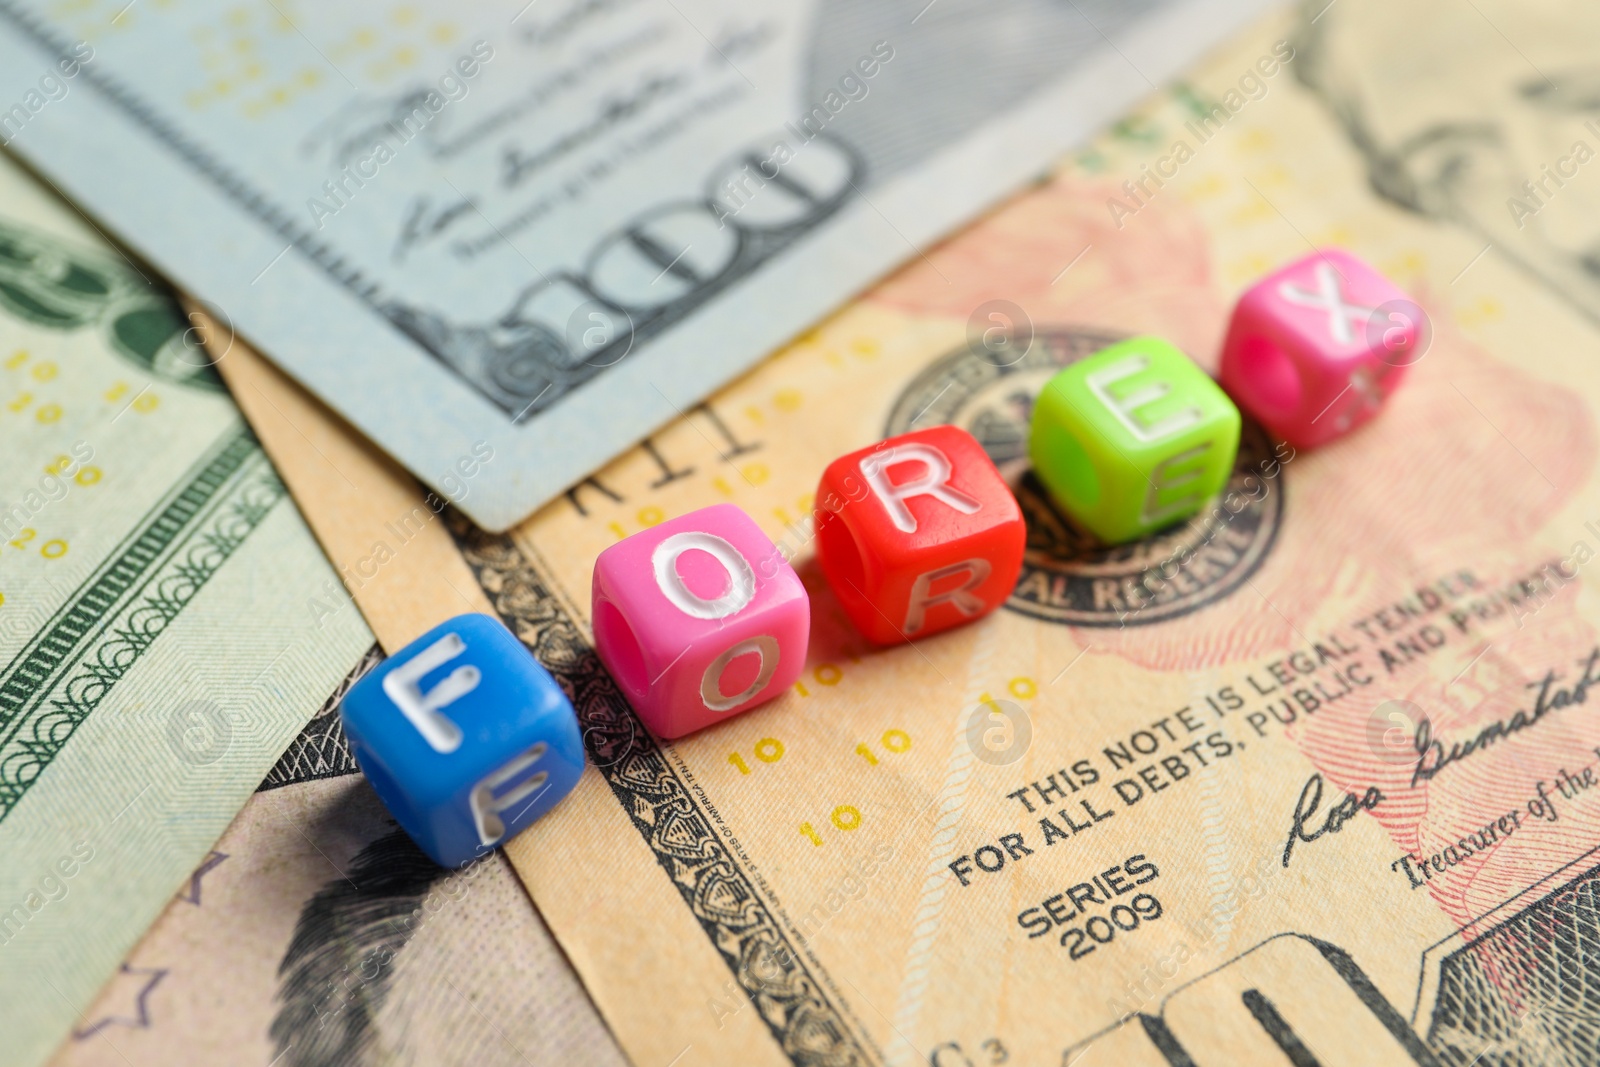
[591,503,808,738]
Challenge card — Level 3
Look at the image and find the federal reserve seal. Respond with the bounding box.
[886,328,1286,627]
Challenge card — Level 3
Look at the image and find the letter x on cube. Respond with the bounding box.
[1220,248,1421,449]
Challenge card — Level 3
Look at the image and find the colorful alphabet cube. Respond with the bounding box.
[1030,336,1240,545]
[1220,248,1420,449]
[339,613,585,869]
[815,425,1025,645]
[591,503,809,738]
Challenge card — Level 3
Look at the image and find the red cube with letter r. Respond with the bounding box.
[815,425,1025,645]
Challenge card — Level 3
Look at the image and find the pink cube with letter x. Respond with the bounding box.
[1220,248,1425,450]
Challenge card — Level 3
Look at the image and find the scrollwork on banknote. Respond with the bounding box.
[0,432,283,821]
[1423,859,1600,1064]
[1058,856,1600,1064]
[258,644,381,790]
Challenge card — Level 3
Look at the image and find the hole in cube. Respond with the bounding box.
[1237,334,1303,417]
[673,547,733,602]
[712,648,764,702]
[817,510,866,596]
[594,600,648,696]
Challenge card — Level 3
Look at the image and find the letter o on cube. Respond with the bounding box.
[1030,336,1240,545]
[339,613,585,869]
[816,425,1025,645]
[591,503,808,738]
[1220,248,1419,449]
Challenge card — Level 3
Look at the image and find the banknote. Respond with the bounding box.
[0,0,1278,530]
[214,0,1600,1063]
[50,646,627,1067]
[0,156,374,1067]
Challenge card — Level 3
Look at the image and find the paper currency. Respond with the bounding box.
[0,156,373,1067]
[50,647,626,1067]
[216,0,1600,1063]
[0,0,1278,530]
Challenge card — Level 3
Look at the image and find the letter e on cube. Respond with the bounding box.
[1030,336,1240,545]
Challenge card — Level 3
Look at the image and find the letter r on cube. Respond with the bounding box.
[817,425,1025,645]
[859,441,981,533]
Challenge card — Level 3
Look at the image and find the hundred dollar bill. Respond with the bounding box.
[50,648,626,1067]
[214,0,1600,1063]
[0,0,1276,530]
[0,155,374,1067]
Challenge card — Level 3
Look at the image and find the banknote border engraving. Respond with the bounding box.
[0,425,284,822]
[1064,931,1442,1064]
[0,1,865,422]
[1423,857,1600,1062]
[1061,855,1600,1063]
[887,327,1285,627]
[257,642,381,792]
[446,514,880,1067]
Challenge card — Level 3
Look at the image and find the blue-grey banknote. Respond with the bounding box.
[0,0,1275,530]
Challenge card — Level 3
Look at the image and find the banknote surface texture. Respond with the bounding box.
[50,647,628,1067]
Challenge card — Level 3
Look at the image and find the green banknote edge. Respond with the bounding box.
[0,494,373,1067]
[0,210,375,1065]
[0,424,270,821]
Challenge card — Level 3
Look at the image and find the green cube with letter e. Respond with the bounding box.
[1029,336,1241,544]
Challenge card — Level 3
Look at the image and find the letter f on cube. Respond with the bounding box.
[340,613,585,868]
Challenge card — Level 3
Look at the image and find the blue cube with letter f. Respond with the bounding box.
[339,613,585,868]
